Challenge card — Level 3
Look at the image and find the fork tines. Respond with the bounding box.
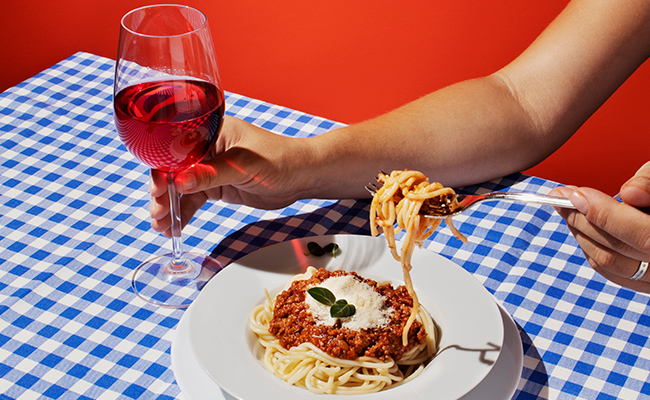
[365,183,379,195]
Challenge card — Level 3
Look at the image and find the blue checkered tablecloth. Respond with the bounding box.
[1,52,650,399]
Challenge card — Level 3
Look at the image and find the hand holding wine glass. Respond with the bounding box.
[113,4,224,308]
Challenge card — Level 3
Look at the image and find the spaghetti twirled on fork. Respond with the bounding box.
[369,170,467,345]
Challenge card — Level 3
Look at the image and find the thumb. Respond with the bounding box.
[620,161,650,208]
[174,146,257,194]
[174,162,217,194]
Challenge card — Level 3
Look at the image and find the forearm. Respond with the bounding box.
[301,0,650,200]
[305,75,549,199]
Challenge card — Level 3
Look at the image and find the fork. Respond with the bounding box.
[365,185,576,219]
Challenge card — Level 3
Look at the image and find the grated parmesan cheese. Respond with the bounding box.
[305,275,393,331]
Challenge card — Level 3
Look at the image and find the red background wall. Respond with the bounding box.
[2,0,648,195]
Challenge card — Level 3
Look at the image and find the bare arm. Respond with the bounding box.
[304,0,650,198]
[152,0,650,235]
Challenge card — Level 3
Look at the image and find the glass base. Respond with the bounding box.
[131,252,223,309]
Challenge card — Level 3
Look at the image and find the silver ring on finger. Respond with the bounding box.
[630,261,649,281]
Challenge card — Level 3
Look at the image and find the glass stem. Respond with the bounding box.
[167,172,186,270]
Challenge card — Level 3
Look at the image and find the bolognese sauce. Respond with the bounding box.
[268,268,427,361]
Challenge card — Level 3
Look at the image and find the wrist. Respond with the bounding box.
[300,126,376,200]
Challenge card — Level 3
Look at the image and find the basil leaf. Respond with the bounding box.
[323,243,340,257]
[305,242,325,257]
[330,299,356,318]
[307,287,336,306]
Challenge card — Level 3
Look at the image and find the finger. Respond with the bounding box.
[552,186,649,267]
[151,191,209,237]
[620,160,650,208]
[552,185,650,292]
[174,117,248,194]
[549,185,578,222]
[150,169,171,222]
[549,185,576,200]
[565,220,644,279]
[176,144,267,196]
[180,191,209,226]
[175,118,283,195]
[585,255,650,293]
[175,161,220,194]
[150,169,168,198]
[568,187,650,257]
[551,186,627,254]
[150,191,169,221]
[151,215,172,237]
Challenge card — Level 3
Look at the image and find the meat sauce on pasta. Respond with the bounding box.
[248,170,463,394]
[269,268,426,361]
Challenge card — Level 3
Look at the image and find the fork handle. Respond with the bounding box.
[488,192,576,209]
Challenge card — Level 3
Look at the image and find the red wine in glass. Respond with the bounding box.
[114,79,225,172]
[114,5,225,308]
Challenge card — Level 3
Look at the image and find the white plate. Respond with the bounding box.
[187,234,505,400]
[172,299,523,400]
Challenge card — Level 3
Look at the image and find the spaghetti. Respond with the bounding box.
[248,170,460,394]
[249,267,438,394]
[369,170,467,345]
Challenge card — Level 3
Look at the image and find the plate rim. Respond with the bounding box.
[188,234,504,400]
[171,298,523,400]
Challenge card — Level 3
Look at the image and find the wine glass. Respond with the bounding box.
[113,5,224,308]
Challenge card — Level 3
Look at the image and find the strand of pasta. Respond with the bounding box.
[370,170,466,346]
[249,267,437,395]
[251,309,433,394]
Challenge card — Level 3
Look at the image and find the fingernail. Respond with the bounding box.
[552,185,576,197]
[569,191,589,214]
[178,174,196,192]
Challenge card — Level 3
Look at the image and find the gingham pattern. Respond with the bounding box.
[0,52,649,399]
